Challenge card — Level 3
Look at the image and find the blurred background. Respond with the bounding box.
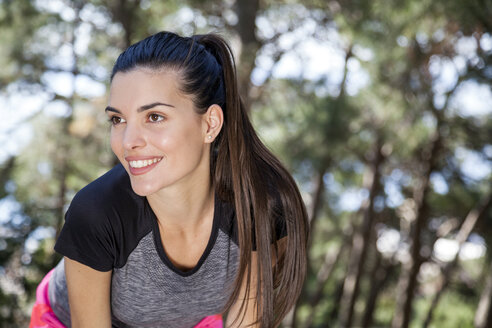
[0,0,491,327]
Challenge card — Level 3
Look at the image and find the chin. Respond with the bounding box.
[129,180,160,197]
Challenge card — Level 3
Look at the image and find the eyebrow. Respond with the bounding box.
[105,102,175,114]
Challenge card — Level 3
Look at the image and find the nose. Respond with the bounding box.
[123,122,146,150]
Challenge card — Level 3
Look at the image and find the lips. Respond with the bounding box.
[125,156,163,175]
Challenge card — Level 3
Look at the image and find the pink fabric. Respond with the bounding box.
[29,269,66,328]
[193,314,223,328]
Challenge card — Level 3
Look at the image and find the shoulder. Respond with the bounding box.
[56,164,151,271]
[70,164,136,212]
[66,163,149,238]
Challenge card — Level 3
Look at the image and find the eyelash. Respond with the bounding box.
[108,113,165,126]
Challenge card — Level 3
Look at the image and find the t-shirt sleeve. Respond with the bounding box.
[54,192,116,272]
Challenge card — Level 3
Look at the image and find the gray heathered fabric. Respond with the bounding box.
[48,260,71,326]
[49,228,239,328]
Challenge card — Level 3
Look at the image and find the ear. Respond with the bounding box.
[202,104,224,143]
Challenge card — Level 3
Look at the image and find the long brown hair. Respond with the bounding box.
[111,31,309,327]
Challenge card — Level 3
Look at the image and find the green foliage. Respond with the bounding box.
[411,291,477,328]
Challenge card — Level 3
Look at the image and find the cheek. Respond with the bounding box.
[110,130,123,156]
[181,130,207,160]
[153,132,175,155]
[152,124,179,145]
[154,128,203,159]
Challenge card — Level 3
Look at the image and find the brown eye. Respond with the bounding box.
[149,113,164,122]
[109,116,125,125]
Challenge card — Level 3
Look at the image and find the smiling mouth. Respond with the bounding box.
[128,158,162,168]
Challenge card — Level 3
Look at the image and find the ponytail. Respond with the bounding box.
[195,34,309,327]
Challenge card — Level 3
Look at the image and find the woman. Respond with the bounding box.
[30,31,309,328]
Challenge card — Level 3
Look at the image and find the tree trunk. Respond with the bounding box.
[475,257,492,328]
[0,157,15,199]
[304,237,350,328]
[234,0,260,110]
[327,278,345,325]
[391,127,442,328]
[362,251,395,328]
[339,140,384,327]
[307,165,329,251]
[290,44,353,328]
[53,1,83,266]
[55,1,84,231]
[55,149,68,240]
[111,0,141,48]
[290,165,328,328]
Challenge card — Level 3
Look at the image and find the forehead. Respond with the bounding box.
[109,68,191,109]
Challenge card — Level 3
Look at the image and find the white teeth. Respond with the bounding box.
[129,158,161,168]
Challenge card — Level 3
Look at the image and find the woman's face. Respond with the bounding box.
[107,68,212,197]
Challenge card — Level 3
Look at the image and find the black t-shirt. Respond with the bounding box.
[51,164,287,327]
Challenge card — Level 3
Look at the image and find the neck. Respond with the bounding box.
[146,174,215,232]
